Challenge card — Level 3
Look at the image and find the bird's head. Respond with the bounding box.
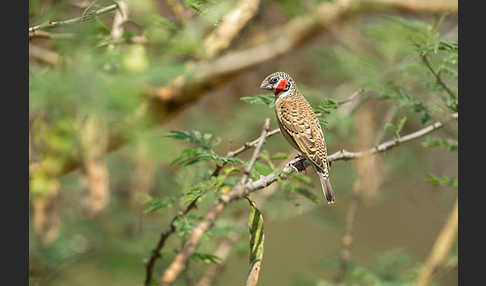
[259,72,295,96]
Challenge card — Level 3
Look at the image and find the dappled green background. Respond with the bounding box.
[29,0,458,286]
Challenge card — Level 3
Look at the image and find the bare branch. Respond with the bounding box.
[328,113,458,162]
[29,4,119,33]
[240,119,271,185]
[203,0,261,59]
[110,0,128,41]
[144,198,200,286]
[414,197,458,286]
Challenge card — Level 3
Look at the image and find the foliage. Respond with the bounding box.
[247,198,265,268]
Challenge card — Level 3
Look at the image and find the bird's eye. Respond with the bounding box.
[270,77,278,84]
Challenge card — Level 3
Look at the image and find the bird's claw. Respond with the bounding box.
[287,155,307,172]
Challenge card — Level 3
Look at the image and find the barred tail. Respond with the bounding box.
[317,171,335,204]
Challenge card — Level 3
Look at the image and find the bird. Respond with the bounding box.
[259,72,335,204]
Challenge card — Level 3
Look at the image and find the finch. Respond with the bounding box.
[260,72,335,204]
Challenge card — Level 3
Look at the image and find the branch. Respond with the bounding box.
[203,0,261,59]
[328,113,458,162]
[421,54,456,100]
[149,0,456,100]
[160,112,457,285]
[144,198,200,286]
[240,119,271,185]
[414,197,458,286]
[28,4,119,33]
[110,1,128,41]
[160,119,271,286]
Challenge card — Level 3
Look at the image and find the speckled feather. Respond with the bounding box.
[260,71,334,203]
[275,88,329,177]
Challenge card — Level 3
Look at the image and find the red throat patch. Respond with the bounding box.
[275,80,287,96]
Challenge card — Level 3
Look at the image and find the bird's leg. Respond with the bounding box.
[287,154,307,172]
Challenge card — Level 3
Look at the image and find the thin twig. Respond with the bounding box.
[328,113,457,162]
[144,198,199,286]
[414,197,458,286]
[29,4,119,33]
[159,112,457,286]
[421,54,456,100]
[240,119,271,185]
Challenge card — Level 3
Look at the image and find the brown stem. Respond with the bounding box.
[414,197,458,286]
[144,198,199,286]
[421,54,456,100]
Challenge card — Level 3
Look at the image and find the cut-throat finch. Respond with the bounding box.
[260,72,335,204]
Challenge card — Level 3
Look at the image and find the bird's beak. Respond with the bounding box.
[260,82,273,90]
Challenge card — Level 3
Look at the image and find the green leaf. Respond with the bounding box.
[396,116,407,135]
[173,214,203,237]
[384,123,396,131]
[240,94,275,108]
[171,148,243,166]
[191,252,221,264]
[313,98,340,116]
[254,162,272,176]
[271,152,288,161]
[144,194,183,213]
[422,138,458,152]
[247,198,264,268]
[426,174,458,188]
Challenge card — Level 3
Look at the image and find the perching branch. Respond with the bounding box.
[414,197,458,286]
[28,4,119,33]
[160,119,271,286]
[159,112,458,285]
[203,0,261,59]
[144,198,200,286]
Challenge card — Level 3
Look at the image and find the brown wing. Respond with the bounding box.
[275,93,329,175]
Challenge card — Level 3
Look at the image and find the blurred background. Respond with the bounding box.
[29,0,458,285]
